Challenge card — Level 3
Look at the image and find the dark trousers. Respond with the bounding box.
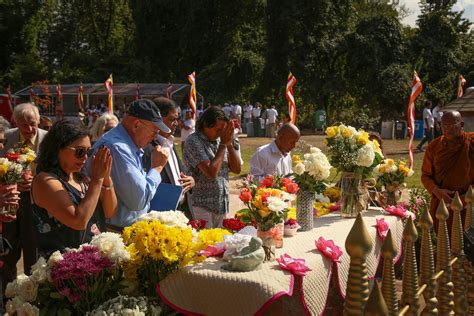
[417,128,434,149]
[1,192,38,297]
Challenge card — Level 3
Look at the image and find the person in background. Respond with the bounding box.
[250,123,300,178]
[39,116,53,131]
[416,100,434,152]
[432,100,444,138]
[277,112,291,130]
[88,110,100,129]
[183,106,241,228]
[0,103,48,294]
[242,102,253,134]
[223,103,232,117]
[142,97,195,218]
[31,120,117,258]
[421,111,473,233]
[85,99,169,229]
[265,105,278,138]
[232,102,242,133]
[180,110,195,153]
[89,113,119,143]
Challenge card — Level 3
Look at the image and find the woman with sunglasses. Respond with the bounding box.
[31,119,117,258]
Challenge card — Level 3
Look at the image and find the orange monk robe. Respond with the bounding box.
[421,132,474,233]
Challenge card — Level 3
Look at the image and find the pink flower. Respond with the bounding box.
[199,243,225,257]
[376,218,389,241]
[329,201,341,212]
[315,237,343,262]
[276,254,311,276]
[384,205,416,220]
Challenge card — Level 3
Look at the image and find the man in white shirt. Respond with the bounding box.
[223,103,232,117]
[232,103,242,133]
[143,97,195,217]
[432,100,444,138]
[243,103,253,134]
[417,100,435,151]
[250,123,300,177]
[265,105,278,138]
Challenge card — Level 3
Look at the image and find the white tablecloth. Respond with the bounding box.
[158,210,404,315]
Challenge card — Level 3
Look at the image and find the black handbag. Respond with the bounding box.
[464,227,474,265]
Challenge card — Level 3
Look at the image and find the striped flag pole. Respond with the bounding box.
[6,84,13,111]
[55,83,63,100]
[166,83,173,99]
[407,71,423,169]
[286,72,297,124]
[105,74,114,113]
[135,82,141,100]
[77,83,84,111]
[187,72,197,120]
[458,75,467,98]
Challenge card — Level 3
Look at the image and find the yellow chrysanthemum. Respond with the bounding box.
[340,126,353,138]
[325,126,339,138]
[287,207,296,220]
[292,154,301,163]
[357,131,370,145]
[0,164,8,176]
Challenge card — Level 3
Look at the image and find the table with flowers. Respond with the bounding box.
[157,210,405,316]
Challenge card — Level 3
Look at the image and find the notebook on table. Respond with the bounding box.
[149,183,183,211]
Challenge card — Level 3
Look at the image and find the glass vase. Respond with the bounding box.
[296,190,315,231]
[339,172,368,218]
[257,223,283,261]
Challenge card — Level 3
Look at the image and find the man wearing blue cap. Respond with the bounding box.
[85,99,169,229]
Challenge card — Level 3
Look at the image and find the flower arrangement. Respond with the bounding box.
[6,232,129,315]
[325,124,383,178]
[323,186,341,203]
[283,219,300,237]
[188,219,207,230]
[222,217,247,232]
[373,159,413,205]
[292,147,332,192]
[7,145,36,169]
[0,157,25,185]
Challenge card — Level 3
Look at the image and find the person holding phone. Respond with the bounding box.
[31,119,117,258]
[183,106,241,228]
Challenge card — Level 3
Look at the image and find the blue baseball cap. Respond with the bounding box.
[127,99,170,133]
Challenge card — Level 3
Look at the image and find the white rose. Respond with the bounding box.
[90,232,130,264]
[18,278,38,302]
[294,162,305,175]
[30,257,48,283]
[356,144,375,167]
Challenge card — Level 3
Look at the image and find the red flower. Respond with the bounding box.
[281,178,292,186]
[239,188,253,203]
[6,152,20,162]
[261,192,271,203]
[285,182,299,194]
[223,218,246,232]
[188,219,207,229]
[285,218,297,226]
[259,176,274,188]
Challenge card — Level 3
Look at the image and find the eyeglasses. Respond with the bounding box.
[65,146,92,159]
[139,120,159,136]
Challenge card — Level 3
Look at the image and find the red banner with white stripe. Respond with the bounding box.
[286,72,297,124]
[77,83,84,111]
[105,74,114,113]
[136,82,141,101]
[458,75,467,98]
[187,72,197,119]
[407,71,423,169]
[56,83,63,100]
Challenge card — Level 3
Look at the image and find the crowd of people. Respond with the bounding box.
[0,96,471,304]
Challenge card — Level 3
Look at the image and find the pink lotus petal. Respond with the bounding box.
[199,243,225,257]
[276,253,311,276]
[384,205,416,220]
[315,237,343,262]
[376,218,389,241]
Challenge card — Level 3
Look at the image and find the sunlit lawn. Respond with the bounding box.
[177,134,425,187]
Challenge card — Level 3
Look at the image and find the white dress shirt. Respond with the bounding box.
[422,108,435,128]
[266,108,278,124]
[249,140,293,177]
[252,107,261,118]
[243,105,253,118]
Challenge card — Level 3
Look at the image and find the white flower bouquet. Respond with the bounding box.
[139,210,189,228]
[292,146,331,192]
[88,295,163,316]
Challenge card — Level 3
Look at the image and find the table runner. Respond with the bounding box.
[158,210,404,315]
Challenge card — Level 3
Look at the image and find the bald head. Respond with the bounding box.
[441,111,464,140]
[275,123,300,154]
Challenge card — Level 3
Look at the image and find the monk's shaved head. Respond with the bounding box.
[275,123,300,154]
[441,110,464,140]
[441,111,462,124]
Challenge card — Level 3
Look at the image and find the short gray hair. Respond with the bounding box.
[0,116,10,133]
[12,103,40,124]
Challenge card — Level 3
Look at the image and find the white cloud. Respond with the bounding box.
[399,0,474,26]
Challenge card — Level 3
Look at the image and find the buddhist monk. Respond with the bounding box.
[421,110,474,233]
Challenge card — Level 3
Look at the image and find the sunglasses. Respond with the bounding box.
[65,146,93,159]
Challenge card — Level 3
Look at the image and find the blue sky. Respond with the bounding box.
[400,0,474,26]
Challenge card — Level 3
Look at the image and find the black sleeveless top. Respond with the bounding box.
[32,173,106,258]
